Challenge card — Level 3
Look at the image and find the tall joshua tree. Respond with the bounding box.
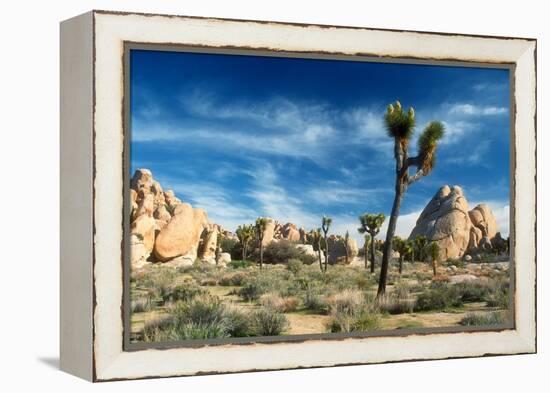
[427,242,440,276]
[255,218,269,269]
[377,101,444,297]
[358,213,386,273]
[310,228,324,272]
[321,216,332,273]
[362,234,371,270]
[236,224,254,261]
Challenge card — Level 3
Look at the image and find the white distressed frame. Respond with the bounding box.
[61,10,536,382]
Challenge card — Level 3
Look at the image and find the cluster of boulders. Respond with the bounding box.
[129,169,232,268]
[409,185,505,260]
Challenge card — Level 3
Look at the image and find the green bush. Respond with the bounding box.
[377,295,415,315]
[228,260,255,269]
[261,240,313,265]
[455,281,491,302]
[164,283,207,304]
[460,312,505,326]
[250,308,289,336]
[131,296,154,313]
[414,284,463,311]
[303,287,328,314]
[219,271,249,286]
[238,278,271,301]
[223,306,254,337]
[287,258,304,274]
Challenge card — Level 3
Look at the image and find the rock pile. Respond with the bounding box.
[409,185,501,260]
[129,169,229,268]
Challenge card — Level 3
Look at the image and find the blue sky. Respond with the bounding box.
[130,49,511,241]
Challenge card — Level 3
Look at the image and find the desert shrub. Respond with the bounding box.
[199,277,219,286]
[142,316,175,342]
[454,281,491,302]
[327,312,376,333]
[485,279,510,308]
[324,266,364,291]
[261,240,304,264]
[460,312,505,326]
[131,296,154,313]
[298,254,318,265]
[228,260,255,269]
[303,287,329,314]
[377,295,415,315]
[260,293,300,312]
[414,284,463,311]
[238,278,271,301]
[223,306,254,337]
[219,271,249,286]
[250,308,289,336]
[394,280,411,299]
[325,290,380,333]
[287,258,303,274]
[164,283,207,304]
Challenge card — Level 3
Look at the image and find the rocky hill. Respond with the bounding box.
[409,185,506,260]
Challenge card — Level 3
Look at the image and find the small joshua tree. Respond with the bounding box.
[427,242,440,276]
[358,213,386,273]
[236,224,255,261]
[255,218,269,269]
[342,231,350,265]
[392,236,412,274]
[414,235,428,262]
[310,228,324,272]
[321,216,332,272]
[377,101,444,297]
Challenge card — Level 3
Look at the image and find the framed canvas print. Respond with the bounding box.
[60,10,537,382]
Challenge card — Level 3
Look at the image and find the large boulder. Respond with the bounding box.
[130,214,156,254]
[281,223,301,242]
[260,218,276,247]
[469,204,498,239]
[153,203,209,261]
[200,227,218,262]
[130,234,150,269]
[409,185,500,259]
[327,235,358,264]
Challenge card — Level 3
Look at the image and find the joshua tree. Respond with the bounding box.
[427,242,440,276]
[362,234,371,270]
[310,228,324,272]
[321,216,332,272]
[342,231,350,265]
[377,101,445,297]
[255,218,269,269]
[358,213,386,273]
[236,224,255,261]
[392,236,412,274]
[413,235,428,262]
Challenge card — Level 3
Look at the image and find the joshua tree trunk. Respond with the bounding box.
[432,259,437,276]
[377,182,404,297]
[399,255,404,274]
[323,238,329,273]
[369,231,376,273]
[318,247,323,272]
[242,244,246,262]
[364,244,368,269]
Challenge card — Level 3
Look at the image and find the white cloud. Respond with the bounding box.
[448,103,508,116]
[445,140,490,165]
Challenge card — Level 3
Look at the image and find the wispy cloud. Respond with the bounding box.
[448,103,508,116]
[445,140,491,166]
